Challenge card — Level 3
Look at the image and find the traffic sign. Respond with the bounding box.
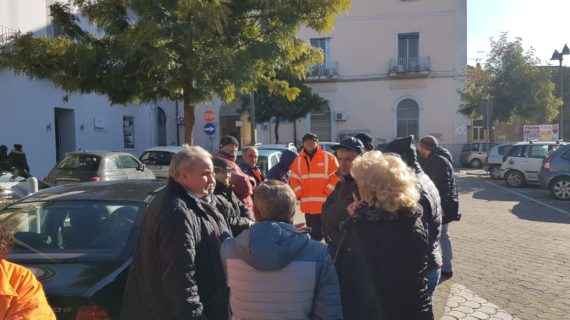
[203,110,216,123]
[204,123,216,135]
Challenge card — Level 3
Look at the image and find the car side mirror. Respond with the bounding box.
[137,164,145,171]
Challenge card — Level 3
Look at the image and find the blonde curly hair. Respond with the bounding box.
[350,151,419,212]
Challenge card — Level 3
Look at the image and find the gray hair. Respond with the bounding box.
[241,146,257,156]
[169,145,212,178]
[254,180,297,223]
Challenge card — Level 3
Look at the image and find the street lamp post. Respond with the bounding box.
[551,44,570,140]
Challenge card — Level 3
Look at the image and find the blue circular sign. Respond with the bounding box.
[204,123,216,135]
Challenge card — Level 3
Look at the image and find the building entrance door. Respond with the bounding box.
[54,108,76,161]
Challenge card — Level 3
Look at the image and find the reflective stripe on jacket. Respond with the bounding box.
[290,146,339,214]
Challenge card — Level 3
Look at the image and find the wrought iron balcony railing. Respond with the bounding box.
[308,61,339,79]
[0,25,18,45]
[389,56,431,77]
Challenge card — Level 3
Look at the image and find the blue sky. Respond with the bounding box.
[468,0,570,66]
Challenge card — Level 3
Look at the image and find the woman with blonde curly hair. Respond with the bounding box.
[335,151,434,320]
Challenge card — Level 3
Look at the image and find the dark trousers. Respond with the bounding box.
[305,214,323,241]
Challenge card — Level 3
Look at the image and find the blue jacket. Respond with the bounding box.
[221,221,342,320]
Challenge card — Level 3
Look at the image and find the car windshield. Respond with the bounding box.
[57,155,101,171]
[1,200,144,263]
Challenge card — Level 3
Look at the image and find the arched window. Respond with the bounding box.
[156,107,167,146]
[397,99,419,138]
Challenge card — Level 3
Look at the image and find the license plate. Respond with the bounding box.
[147,165,162,170]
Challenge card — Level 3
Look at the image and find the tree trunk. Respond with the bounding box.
[274,117,280,144]
[184,97,195,145]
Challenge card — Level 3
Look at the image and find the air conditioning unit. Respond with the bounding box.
[335,112,348,121]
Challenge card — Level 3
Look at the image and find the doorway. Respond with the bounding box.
[310,105,332,141]
[156,106,167,146]
[54,108,76,161]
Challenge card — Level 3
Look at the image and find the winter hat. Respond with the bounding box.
[419,135,439,150]
[219,135,239,148]
[355,132,374,151]
[302,133,319,142]
[332,137,365,155]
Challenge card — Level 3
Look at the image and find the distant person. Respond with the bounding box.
[335,152,433,319]
[355,132,375,151]
[321,137,364,257]
[0,145,12,171]
[418,135,460,280]
[237,146,264,186]
[385,135,443,296]
[121,145,232,319]
[0,228,56,319]
[8,144,30,173]
[221,180,342,320]
[215,136,256,214]
[266,149,298,183]
[210,157,254,236]
[290,133,339,241]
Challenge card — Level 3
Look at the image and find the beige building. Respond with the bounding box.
[191,0,468,156]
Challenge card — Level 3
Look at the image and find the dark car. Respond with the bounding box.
[45,151,155,185]
[538,144,570,200]
[0,179,166,319]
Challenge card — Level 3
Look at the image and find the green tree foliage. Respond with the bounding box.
[242,74,328,143]
[459,33,561,126]
[0,0,350,144]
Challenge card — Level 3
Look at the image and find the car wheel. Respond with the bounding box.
[551,177,570,200]
[470,159,483,168]
[505,170,525,188]
[489,166,502,180]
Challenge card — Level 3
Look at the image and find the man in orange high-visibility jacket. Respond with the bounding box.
[290,133,339,241]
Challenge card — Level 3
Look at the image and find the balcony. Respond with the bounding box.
[308,61,339,81]
[388,56,431,78]
[0,25,17,45]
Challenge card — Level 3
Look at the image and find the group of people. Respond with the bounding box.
[118,131,459,320]
[0,144,30,173]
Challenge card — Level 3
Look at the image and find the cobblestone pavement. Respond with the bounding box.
[432,172,570,320]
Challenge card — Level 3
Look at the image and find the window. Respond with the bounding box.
[470,143,480,152]
[498,145,511,155]
[562,150,570,161]
[106,156,120,170]
[529,145,550,158]
[123,116,135,149]
[507,145,526,158]
[310,38,331,65]
[398,33,419,59]
[118,155,140,169]
[397,99,419,138]
[57,155,101,171]
[472,127,485,141]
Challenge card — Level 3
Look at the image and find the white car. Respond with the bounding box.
[139,146,185,178]
[499,141,566,187]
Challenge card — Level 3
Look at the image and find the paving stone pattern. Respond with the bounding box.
[432,173,570,320]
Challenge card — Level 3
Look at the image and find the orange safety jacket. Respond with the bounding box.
[0,259,56,320]
[289,146,339,214]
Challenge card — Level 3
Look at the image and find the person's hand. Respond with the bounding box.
[294,222,307,232]
[347,193,361,216]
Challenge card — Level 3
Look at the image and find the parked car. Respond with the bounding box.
[538,144,570,200]
[484,143,513,179]
[460,142,491,168]
[0,169,50,201]
[45,151,155,185]
[499,141,566,187]
[256,143,297,152]
[237,149,282,176]
[139,146,185,178]
[0,179,166,319]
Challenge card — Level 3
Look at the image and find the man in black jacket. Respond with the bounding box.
[121,145,231,320]
[418,135,459,279]
[385,136,443,296]
[322,137,364,257]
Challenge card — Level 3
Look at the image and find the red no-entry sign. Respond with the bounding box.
[203,110,216,123]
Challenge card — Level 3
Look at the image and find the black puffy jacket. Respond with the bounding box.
[121,179,231,320]
[421,147,460,224]
[335,204,434,320]
[212,182,253,236]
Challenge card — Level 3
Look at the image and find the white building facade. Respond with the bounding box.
[0,1,180,178]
